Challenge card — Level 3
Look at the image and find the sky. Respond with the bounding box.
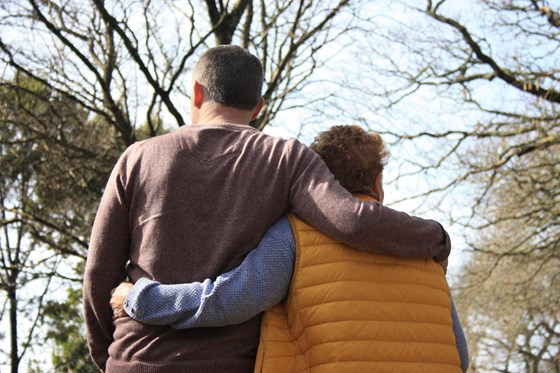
[2,0,556,370]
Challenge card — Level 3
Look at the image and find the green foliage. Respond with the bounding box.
[43,288,98,373]
[1,74,124,371]
[1,74,124,257]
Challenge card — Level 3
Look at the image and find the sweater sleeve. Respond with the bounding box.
[124,216,295,328]
[83,150,133,371]
[287,141,450,261]
[451,297,469,373]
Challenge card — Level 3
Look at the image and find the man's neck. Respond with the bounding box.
[193,102,253,126]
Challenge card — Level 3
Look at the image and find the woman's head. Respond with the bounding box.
[310,125,389,199]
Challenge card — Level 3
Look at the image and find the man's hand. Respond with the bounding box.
[110,281,134,319]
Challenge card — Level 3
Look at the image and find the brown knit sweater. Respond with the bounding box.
[83,123,450,373]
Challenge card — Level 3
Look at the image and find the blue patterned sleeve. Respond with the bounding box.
[451,297,469,372]
[124,216,295,329]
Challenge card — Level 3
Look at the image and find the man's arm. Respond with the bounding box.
[113,216,295,328]
[83,151,132,371]
[451,298,469,373]
[286,141,450,261]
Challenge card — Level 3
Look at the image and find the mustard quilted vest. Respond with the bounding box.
[255,204,462,373]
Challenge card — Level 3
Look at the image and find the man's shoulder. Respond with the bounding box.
[122,130,177,155]
[207,124,312,158]
[259,135,317,167]
[123,124,316,169]
[253,131,304,148]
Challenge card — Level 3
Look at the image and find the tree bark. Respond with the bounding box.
[9,283,19,373]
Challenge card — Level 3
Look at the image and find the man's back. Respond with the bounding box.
[90,123,308,372]
[125,124,296,284]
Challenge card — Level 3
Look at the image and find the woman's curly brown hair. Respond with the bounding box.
[310,125,389,196]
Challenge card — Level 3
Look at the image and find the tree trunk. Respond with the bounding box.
[9,284,19,373]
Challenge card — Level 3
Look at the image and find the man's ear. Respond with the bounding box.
[193,80,205,108]
[251,97,265,120]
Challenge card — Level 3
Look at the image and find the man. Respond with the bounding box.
[84,45,450,372]
[110,126,468,372]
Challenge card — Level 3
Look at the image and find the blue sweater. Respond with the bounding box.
[125,217,469,372]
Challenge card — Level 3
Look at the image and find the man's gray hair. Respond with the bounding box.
[193,45,264,110]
